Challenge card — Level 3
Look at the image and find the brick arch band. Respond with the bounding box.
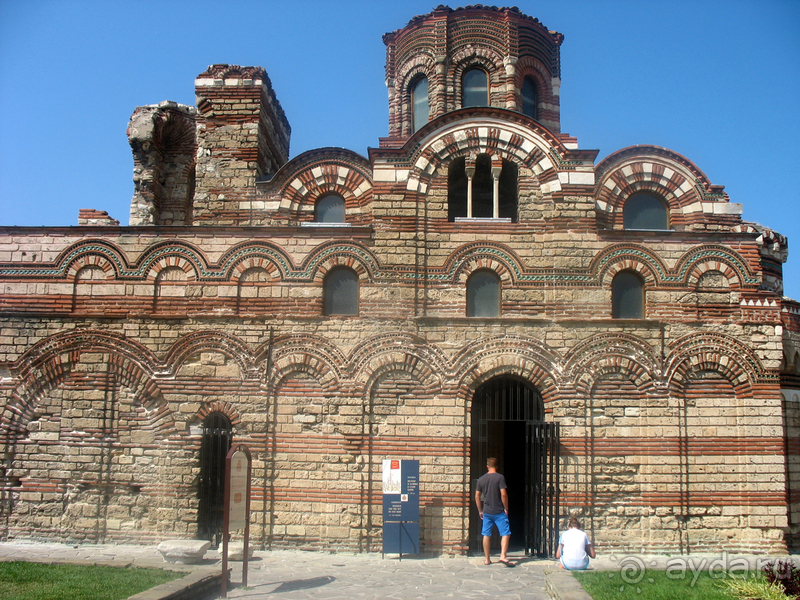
[405,120,568,198]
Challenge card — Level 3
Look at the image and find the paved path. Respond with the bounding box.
[0,542,581,600]
[2,541,792,600]
[224,551,563,600]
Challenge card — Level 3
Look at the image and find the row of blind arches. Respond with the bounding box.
[73,267,644,319]
[72,264,725,318]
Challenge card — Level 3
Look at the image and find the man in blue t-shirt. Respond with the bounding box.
[475,457,514,566]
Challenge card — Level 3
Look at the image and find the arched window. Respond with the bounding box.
[411,76,429,133]
[612,271,645,319]
[448,154,517,221]
[324,267,358,315]
[467,270,500,317]
[315,194,346,223]
[623,192,669,230]
[463,68,488,107]
[521,76,537,119]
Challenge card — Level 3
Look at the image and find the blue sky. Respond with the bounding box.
[1,0,798,298]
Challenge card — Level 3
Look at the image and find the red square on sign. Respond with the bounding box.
[391,460,400,469]
[234,492,242,504]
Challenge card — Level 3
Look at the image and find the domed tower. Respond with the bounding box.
[382,5,563,144]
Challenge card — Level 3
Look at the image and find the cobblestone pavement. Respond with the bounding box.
[0,542,580,600]
[1,541,794,600]
[223,550,562,600]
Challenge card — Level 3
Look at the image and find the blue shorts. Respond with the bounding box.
[481,511,511,537]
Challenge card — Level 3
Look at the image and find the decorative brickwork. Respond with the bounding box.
[0,6,795,555]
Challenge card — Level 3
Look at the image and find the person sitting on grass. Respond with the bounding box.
[555,517,596,570]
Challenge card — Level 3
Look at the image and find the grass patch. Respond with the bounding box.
[574,569,736,600]
[0,561,183,600]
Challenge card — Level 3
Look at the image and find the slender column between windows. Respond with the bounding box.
[465,164,476,218]
[491,165,502,219]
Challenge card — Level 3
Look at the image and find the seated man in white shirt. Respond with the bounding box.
[555,517,596,570]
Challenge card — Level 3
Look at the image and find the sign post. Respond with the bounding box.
[382,459,419,558]
[221,444,251,598]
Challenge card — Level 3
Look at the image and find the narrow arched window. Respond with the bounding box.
[315,194,345,223]
[612,271,645,319]
[411,76,429,133]
[467,270,500,317]
[521,77,537,119]
[623,192,669,230]
[324,267,358,315]
[463,68,488,107]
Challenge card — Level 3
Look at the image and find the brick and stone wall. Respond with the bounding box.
[0,6,794,555]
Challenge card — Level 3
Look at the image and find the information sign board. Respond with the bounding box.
[382,459,420,555]
[221,444,251,598]
[228,449,249,530]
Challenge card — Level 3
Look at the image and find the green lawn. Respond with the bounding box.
[0,561,183,600]
[574,569,738,600]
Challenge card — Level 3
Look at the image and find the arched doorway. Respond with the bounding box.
[198,412,232,546]
[469,376,560,556]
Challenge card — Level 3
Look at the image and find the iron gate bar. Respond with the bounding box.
[199,413,232,545]
[471,377,559,557]
[524,421,560,557]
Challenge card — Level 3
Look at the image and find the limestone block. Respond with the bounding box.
[157,539,211,564]
[222,542,254,561]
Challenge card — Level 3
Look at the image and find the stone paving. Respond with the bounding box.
[3,541,793,600]
[0,542,583,600]
[223,550,562,600]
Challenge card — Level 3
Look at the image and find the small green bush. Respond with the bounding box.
[723,576,797,600]
[763,560,800,597]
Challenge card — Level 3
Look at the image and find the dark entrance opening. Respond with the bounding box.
[198,412,232,546]
[469,376,560,556]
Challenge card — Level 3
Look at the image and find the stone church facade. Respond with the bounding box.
[1,6,798,555]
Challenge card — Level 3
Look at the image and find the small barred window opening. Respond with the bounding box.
[623,192,669,230]
[324,267,359,315]
[315,194,346,223]
[467,270,501,317]
[611,270,645,319]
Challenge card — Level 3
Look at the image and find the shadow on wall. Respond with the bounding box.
[422,496,445,553]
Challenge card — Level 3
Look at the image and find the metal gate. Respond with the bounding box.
[525,421,560,557]
[470,377,560,557]
[198,413,232,545]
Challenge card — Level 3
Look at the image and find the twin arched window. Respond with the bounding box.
[448,155,518,221]
[623,193,669,230]
[611,271,645,319]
